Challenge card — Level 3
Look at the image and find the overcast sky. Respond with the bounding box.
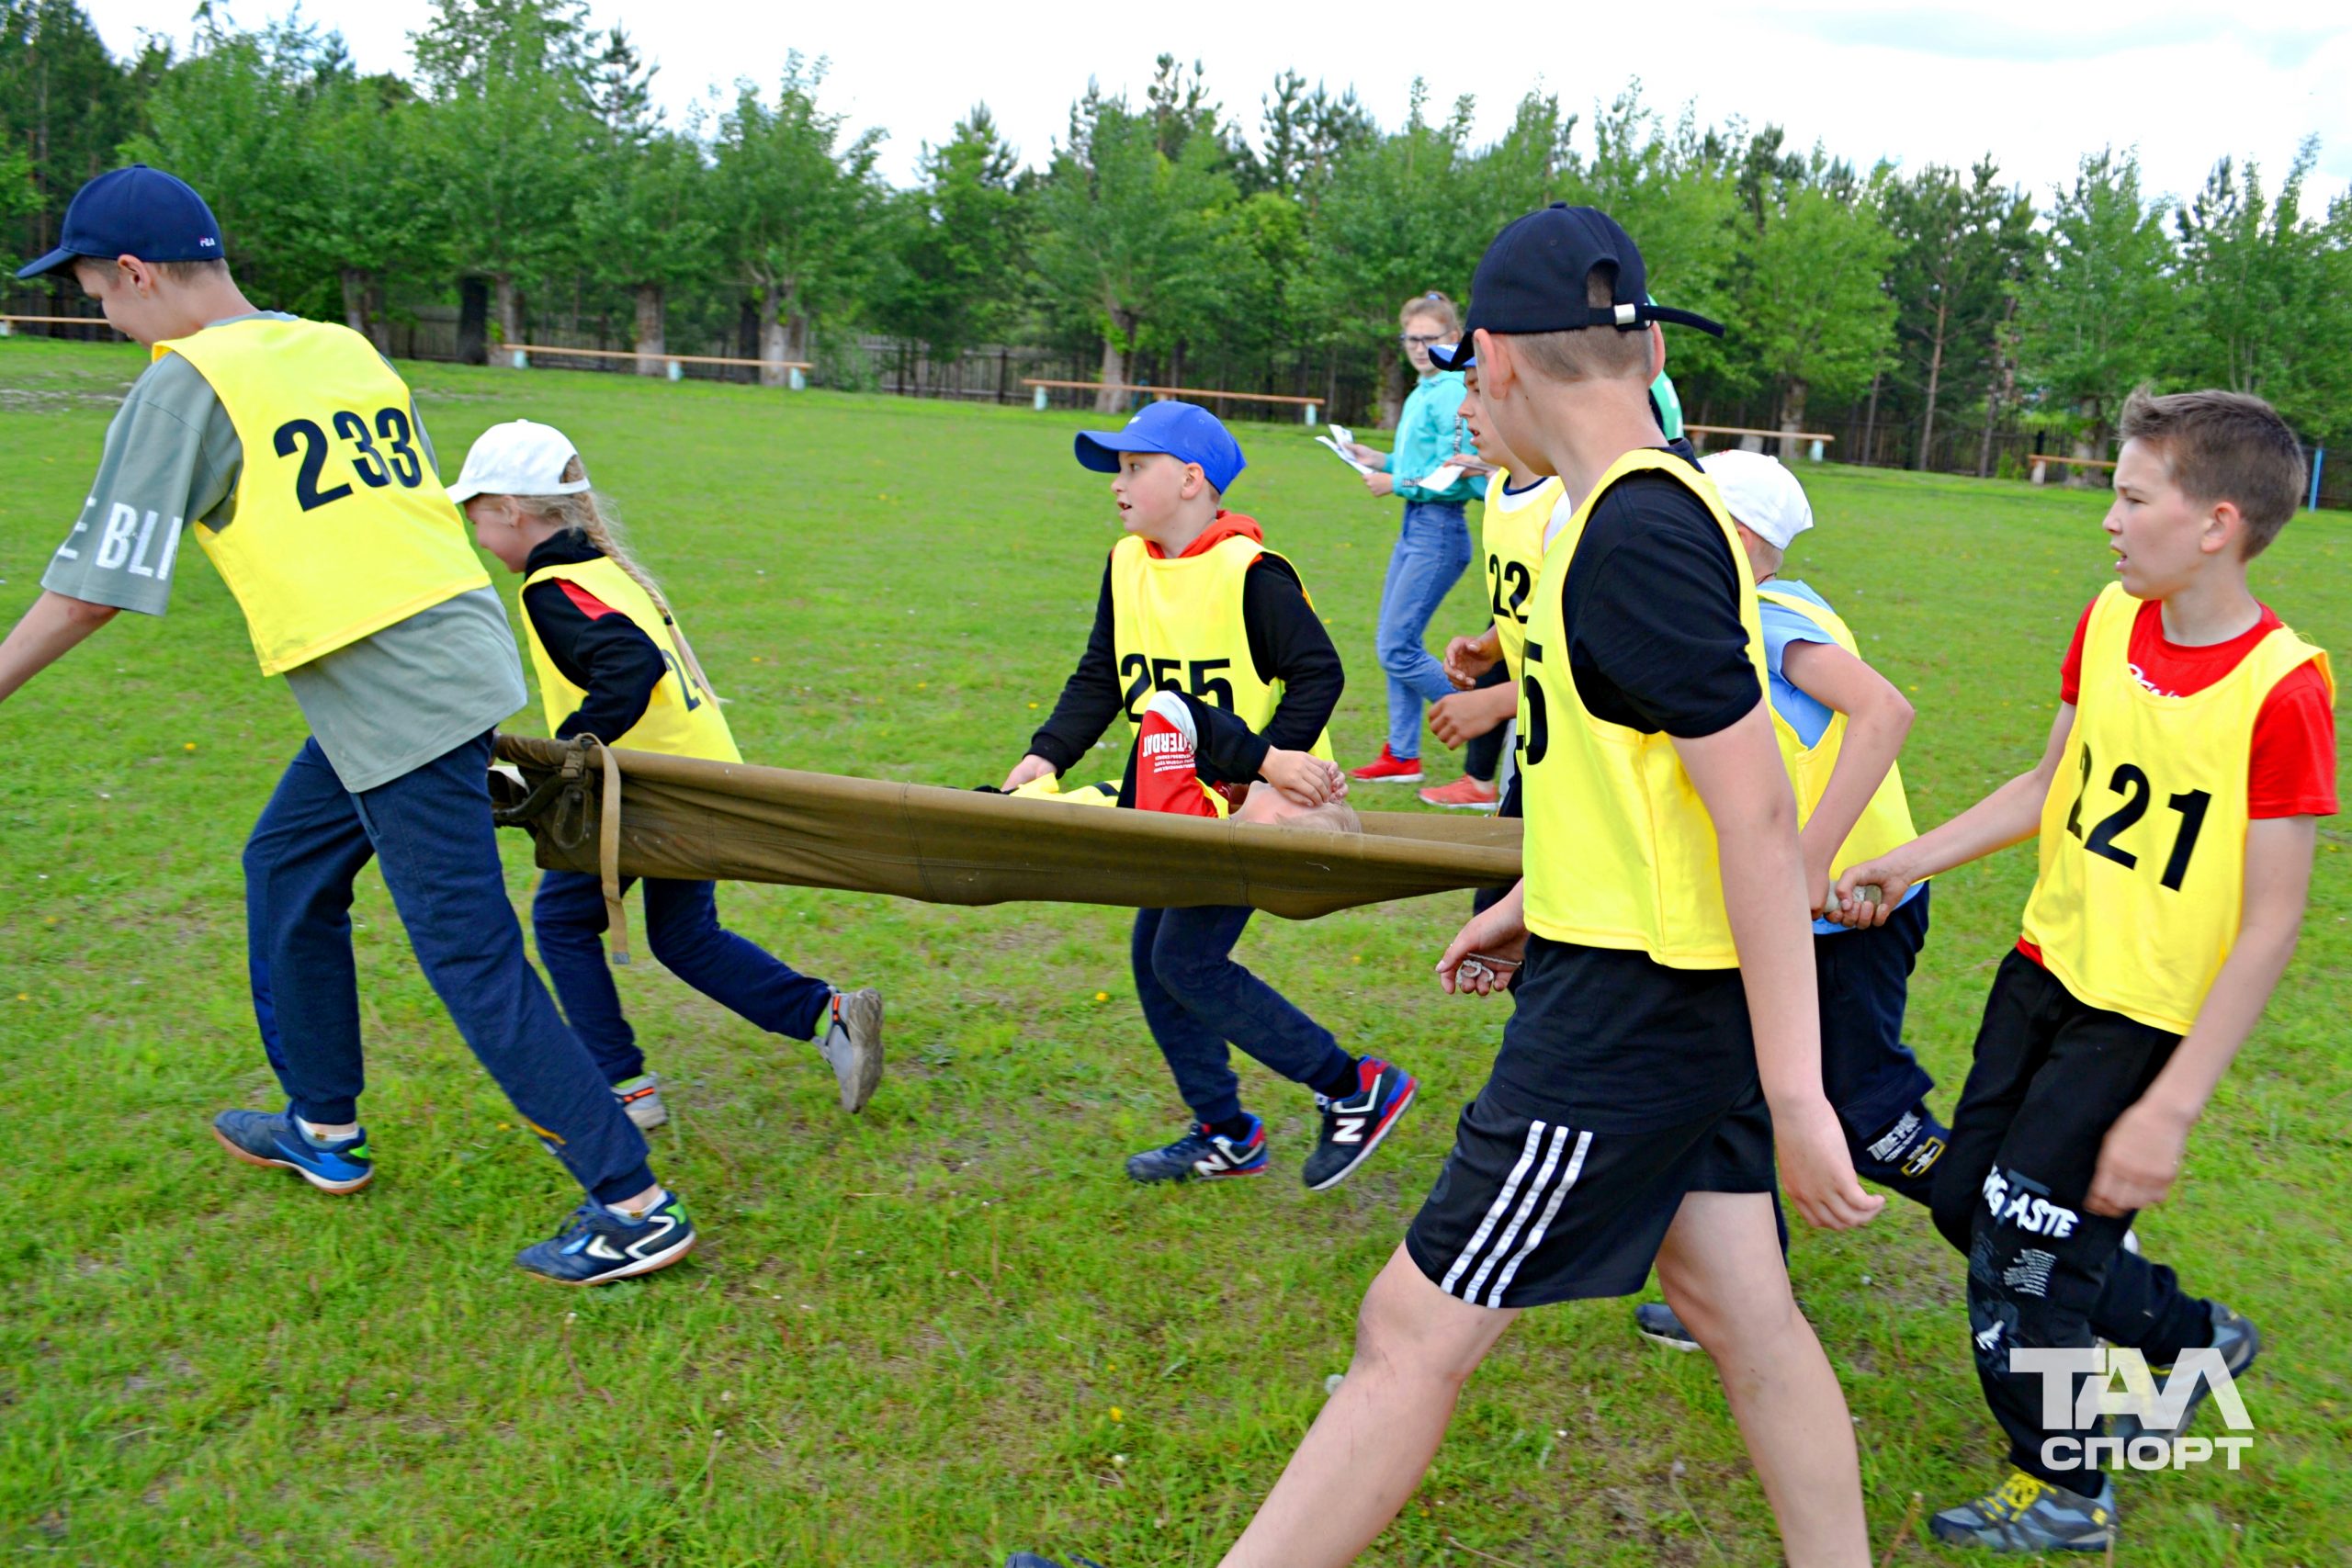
[85,0,2352,210]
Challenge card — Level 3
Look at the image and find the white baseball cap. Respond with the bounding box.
[445,419,592,504]
[1701,449,1814,549]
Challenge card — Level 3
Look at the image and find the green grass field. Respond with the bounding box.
[3,338,2346,1567]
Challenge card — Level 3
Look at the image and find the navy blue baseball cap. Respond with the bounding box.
[1073,400,1247,493]
[15,164,224,280]
[1430,204,1723,371]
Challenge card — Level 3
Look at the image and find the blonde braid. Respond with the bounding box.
[514,468,720,701]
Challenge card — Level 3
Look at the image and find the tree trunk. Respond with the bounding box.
[339,268,370,338]
[1094,334,1127,413]
[457,276,489,366]
[2069,395,2102,489]
[1917,298,1948,471]
[1376,342,1404,431]
[759,297,790,389]
[736,298,760,376]
[493,274,523,355]
[1778,378,1809,463]
[632,283,665,376]
[1860,372,1883,468]
[1168,336,1187,394]
[1978,296,2017,479]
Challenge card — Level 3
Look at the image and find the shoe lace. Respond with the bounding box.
[1990,1470,2047,1518]
[547,1201,601,1242]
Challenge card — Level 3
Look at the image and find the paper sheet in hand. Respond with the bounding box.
[1317,423,1377,475]
[1415,464,1464,491]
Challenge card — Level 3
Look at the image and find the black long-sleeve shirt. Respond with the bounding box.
[1027,548,1345,790]
[518,532,670,743]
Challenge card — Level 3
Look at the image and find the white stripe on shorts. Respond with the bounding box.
[1484,1128,1593,1305]
[1439,1119,1549,1298]
[1460,1124,1570,1304]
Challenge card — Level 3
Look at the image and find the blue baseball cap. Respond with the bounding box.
[1430,204,1722,372]
[15,164,224,280]
[1073,400,1247,494]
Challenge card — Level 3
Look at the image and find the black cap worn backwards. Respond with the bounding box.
[1430,204,1724,370]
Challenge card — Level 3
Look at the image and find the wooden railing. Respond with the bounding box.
[1023,378,1325,423]
[1684,423,1837,462]
[501,343,812,383]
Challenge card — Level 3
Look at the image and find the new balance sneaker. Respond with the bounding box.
[1634,1301,1703,1351]
[1302,1058,1419,1190]
[514,1191,696,1285]
[1125,1116,1268,1183]
[1348,745,1424,784]
[612,1072,668,1130]
[820,987,886,1113]
[211,1108,374,1194]
[1929,1469,2115,1552]
[1418,774,1498,810]
[2105,1301,2260,1446]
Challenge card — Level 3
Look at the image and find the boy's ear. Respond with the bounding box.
[2205,499,2244,558]
[1475,329,1510,397]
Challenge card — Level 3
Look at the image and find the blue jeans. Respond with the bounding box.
[1130,905,1354,1126]
[1376,501,1472,759]
[243,733,654,1206]
[532,870,834,1083]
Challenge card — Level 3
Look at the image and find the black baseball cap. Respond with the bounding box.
[15,164,224,280]
[1430,204,1722,370]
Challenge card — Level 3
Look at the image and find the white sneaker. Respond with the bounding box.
[613,1073,668,1131]
[820,988,886,1113]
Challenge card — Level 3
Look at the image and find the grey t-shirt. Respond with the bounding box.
[41,312,526,792]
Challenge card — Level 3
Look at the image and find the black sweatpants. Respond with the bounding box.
[1931,950,2217,1486]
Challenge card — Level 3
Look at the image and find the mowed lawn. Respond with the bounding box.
[2,337,2346,1568]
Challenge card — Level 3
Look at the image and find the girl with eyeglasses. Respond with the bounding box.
[1342,290,1486,784]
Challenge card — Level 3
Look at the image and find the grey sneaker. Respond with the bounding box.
[1930,1469,2115,1552]
[819,987,885,1113]
[1634,1301,1702,1350]
[613,1073,668,1131]
[2107,1301,2259,1446]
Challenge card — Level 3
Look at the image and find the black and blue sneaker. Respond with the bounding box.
[1302,1057,1419,1190]
[1929,1468,2115,1552]
[1634,1301,1704,1351]
[212,1107,374,1194]
[515,1191,697,1285]
[1125,1115,1268,1183]
[2106,1301,2260,1445]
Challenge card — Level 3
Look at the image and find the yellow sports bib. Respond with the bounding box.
[1755,588,1919,877]
[520,555,741,763]
[157,318,490,675]
[2021,583,2331,1033]
[1518,450,1770,967]
[1107,533,1334,761]
[1482,468,1562,681]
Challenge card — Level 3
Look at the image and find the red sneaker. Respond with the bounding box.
[1418,774,1498,810]
[1349,745,1424,784]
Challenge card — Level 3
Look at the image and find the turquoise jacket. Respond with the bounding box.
[1386,370,1481,506]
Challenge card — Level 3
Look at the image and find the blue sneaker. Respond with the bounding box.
[212,1108,374,1194]
[1302,1057,1419,1190]
[515,1191,696,1285]
[1125,1116,1268,1183]
[1004,1556,1106,1567]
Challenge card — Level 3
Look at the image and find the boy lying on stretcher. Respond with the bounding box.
[1013,688,1360,833]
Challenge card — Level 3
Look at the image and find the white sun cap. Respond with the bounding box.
[1700,449,1814,550]
[444,419,592,504]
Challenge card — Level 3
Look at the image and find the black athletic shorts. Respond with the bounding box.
[1405,1078,1775,1310]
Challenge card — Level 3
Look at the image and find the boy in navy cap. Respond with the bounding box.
[0,166,693,1284]
[1002,401,1419,1190]
[1009,210,1882,1568]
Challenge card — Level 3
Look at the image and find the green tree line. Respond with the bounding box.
[6,0,2350,460]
